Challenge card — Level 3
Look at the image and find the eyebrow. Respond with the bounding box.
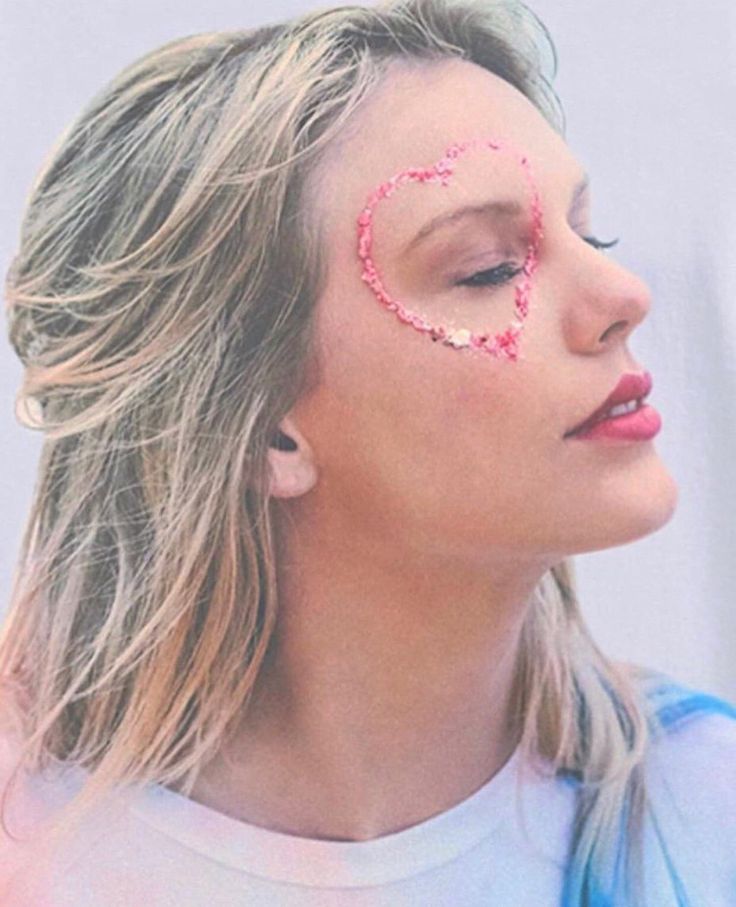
[402,171,590,255]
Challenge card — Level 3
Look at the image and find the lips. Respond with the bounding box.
[565,371,653,437]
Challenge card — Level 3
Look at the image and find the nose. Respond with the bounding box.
[560,241,652,355]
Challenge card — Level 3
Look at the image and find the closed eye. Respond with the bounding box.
[455,235,619,290]
[582,235,619,251]
[455,262,524,288]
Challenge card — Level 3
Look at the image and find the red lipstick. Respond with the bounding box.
[565,370,662,441]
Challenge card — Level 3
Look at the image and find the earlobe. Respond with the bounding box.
[266,420,318,499]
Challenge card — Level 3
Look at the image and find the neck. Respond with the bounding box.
[189,506,549,841]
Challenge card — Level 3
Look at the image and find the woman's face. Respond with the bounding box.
[290,57,677,568]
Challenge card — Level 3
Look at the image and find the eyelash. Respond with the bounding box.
[457,262,523,288]
[582,235,619,251]
[456,235,620,289]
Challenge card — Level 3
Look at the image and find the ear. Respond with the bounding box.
[266,416,318,499]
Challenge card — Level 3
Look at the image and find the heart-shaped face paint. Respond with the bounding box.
[357,138,544,361]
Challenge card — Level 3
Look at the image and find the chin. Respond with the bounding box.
[574,468,680,554]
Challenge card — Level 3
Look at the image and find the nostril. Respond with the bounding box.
[599,320,628,343]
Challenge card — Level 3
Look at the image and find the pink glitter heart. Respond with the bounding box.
[356,138,544,361]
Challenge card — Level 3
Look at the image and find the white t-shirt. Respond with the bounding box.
[1,680,735,906]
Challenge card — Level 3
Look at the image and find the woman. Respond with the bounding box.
[1,0,734,903]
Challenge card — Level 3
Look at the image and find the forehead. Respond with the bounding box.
[310,57,581,238]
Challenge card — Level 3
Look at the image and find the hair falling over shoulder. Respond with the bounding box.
[0,2,710,902]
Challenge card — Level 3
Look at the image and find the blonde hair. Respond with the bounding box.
[0,0,703,902]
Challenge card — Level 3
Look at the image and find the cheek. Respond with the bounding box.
[392,354,537,469]
[311,240,543,475]
[321,290,528,446]
[438,359,531,429]
[306,294,557,550]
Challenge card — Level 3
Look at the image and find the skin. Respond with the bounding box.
[188,57,678,841]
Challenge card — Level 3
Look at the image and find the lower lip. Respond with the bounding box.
[566,403,662,441]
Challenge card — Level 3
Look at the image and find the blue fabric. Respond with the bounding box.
[558,669,736,907]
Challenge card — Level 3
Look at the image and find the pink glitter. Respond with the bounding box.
[356,138,544,361]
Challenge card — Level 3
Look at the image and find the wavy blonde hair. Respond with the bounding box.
[0,0,697,902]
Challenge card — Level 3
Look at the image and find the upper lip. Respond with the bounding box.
[565,370,653,437]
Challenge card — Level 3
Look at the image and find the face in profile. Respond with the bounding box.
[280,56,678,569]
